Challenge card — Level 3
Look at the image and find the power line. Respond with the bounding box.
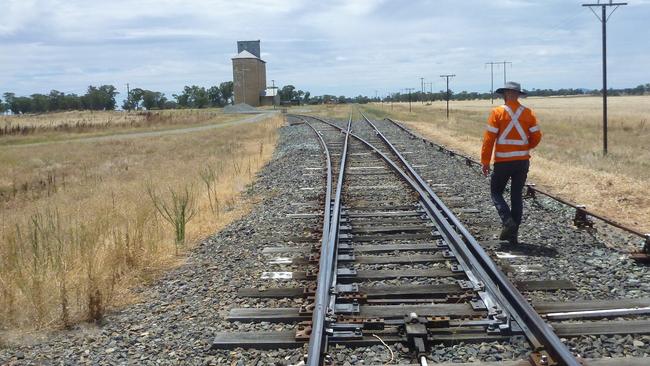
[486,61,512,101]
[440,74,455,119]
[582,0,627,156]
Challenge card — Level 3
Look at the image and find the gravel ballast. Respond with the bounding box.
[1,115,648,365]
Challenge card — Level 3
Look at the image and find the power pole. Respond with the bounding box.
[420,77,425,104]
[405,88,415,112]
[501,61,512,85]
[126,83,130,111]
[440,74,455,119]
[486,61,512,104]
[271,79,277,109]
[582,0,627,156]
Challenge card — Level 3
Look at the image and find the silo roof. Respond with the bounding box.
[232,50,265,61]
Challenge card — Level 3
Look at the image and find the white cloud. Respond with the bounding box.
[0,0,648,98]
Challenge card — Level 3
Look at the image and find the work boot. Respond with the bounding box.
[499,218,517,241]
[508,225,520,245]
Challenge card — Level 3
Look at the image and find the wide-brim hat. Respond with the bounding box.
[496,81,527,96]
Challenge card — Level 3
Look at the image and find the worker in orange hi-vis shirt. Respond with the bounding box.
[481,81,542,245]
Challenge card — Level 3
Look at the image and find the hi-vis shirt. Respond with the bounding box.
[481,101,542,165]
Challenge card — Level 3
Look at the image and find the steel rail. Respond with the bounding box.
[384,117,649,244]
[359,112,581,366]
[305,114,352,366]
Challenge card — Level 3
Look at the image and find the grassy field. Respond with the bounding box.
[0,110,282,333]
[307,97,650,236]
[0,109,245,146]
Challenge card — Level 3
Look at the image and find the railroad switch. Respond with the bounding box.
[336,283,359,294]
[326,323,363,341]
[334,300,360,315]
[336,316,385,330]
[573,206,594,228]
[425,316,450,328]
[403,313,429,359]
[336,267,357,278]
[337,254,356,262]
[470,299,487,311]
[450,264,464,273]
[337,292,367,303]
[444,292,475,304]
[442,250,456,259]
[529,351,558,366]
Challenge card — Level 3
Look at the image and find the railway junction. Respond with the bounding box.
[1,111,648,365]
[212,111,650,365]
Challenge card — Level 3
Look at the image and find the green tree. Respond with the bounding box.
[30,94,49,112]
[207,86,222,107]
[82,85,118,110]
[142,90,164,110]
[12,97,33,113]
[62,94,82,110]
[219,81,234,105]
[48,90,65,111]
[3,92,15,113]
[279,85,296,101]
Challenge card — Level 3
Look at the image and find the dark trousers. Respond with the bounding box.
[490,160,530,226]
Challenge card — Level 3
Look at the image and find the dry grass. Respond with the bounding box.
[0,113,282,333]
[0,109,243,145]
[356,96,650,233]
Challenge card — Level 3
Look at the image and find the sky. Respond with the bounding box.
[1,0,649,100]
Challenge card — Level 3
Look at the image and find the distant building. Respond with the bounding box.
[232,40,278,107]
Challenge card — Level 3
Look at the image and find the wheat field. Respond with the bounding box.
[0,109,243,145]
[0,111,282,334]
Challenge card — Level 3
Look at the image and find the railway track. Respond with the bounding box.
[212,111,650,365]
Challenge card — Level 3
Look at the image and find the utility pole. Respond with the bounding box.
[420,77,425,104]
[126,83,130,111]
[582,0,627,156]
[405,88,415,113]
[486,61,512,104]
[271,79,277,109]
[440,74,455,119]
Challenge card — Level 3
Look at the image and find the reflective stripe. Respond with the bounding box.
[486,125,499,133]
[495,150,529,158]
[497,105,528,146]
[529,125,540,132]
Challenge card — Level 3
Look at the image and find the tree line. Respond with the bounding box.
[381,83,650,103]
[0,82,235,114]
[1,82,648,113]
